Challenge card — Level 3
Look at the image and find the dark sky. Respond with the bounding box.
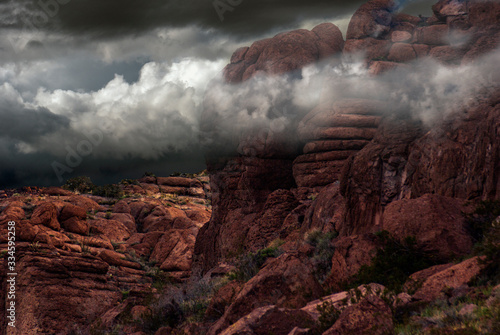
[0,0,436,188]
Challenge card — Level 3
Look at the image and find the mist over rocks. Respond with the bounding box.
[197,0,500,276]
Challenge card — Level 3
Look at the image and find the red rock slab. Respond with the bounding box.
[346,0,396,39]
[62,217,89,236]
[303,140,370,154]
[67,195,101,213]
[432,0,467,21]
[429,45,467,64]
[90,219,131,242]
[324,234,378,290]
[293,160,345,188]
[300,122,377,141]
[98,249,141,270]
[41,187,74,196]
[412,43,432,58]
[230,47,249,64]
[404,263,454,292]
[394,13,421,25]
[208,253,322,335]
[468,0,500,27]
[391,30,413,43]
[323,295,393,335]
[332,98,388,116]
[31,202,60,231]
[315,127,378,140]
[156,176,202,188]
[59,203,87,222]
[462,31,500,64]
[294,150,358,164]
[388,43,417,62]
[343,37,392,61]
[312,22,345,59]
[218,305,315,335]
[414,25,449,45]
[150,229,197,272]
[412,256,485,302]
[381,194,473,260]
[368,60,408,75]
[305,113,382,128]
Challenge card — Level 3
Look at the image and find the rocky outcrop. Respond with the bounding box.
[381,194,473,260]
[196,0,500,275]
[196,22,346,272]
[218,305,315,335]
[295,99,386,188]
[0,174,211,334]
[411,256,485,302]
[223,23,344,83]
[323,294,393,335]
[0,247,150,335]
[341,91,500,235]
[209,253,323,334]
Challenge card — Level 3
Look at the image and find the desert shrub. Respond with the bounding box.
[228,243,284,282]
[348,231,439,293]
[316,300,341,333]
[465,200,500,243]
[305,230,338,283]
[63,176,94,193]
[92,184,124,198]
[119,179,139,186]
[141,296,184,332]
[466,201,500,286]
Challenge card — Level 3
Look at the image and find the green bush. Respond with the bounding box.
[119,179,139,186]
[466,201,500,287]
[306,230,338,283]
[63,176,94,193]
[92,184,124,198]
[465,201,500,243]
[348,231,439,293]
[316,300,341,333]
[228,244,284,282]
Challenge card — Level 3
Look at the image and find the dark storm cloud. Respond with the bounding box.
[2,0,436,39]
[0,84,70,142]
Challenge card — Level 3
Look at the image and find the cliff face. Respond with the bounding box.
[195,0,500,273]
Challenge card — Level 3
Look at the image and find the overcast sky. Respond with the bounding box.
[0,0,437,188]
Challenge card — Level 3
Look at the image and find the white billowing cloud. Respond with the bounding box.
[4,57,225,158]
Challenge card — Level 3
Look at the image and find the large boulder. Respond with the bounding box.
[209,253,323,334]
[150,229,197,272]
[381,194,473,260]
[412,256,485,302]
[323,294,393,335]
[325,235,378,290]
[224,23,344,83]
[346,0,397,39]
[30,202,60,230]
[219,305,315,335]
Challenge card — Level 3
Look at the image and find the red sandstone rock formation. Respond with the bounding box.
[0,174,211,334]
[2,1,500,334]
